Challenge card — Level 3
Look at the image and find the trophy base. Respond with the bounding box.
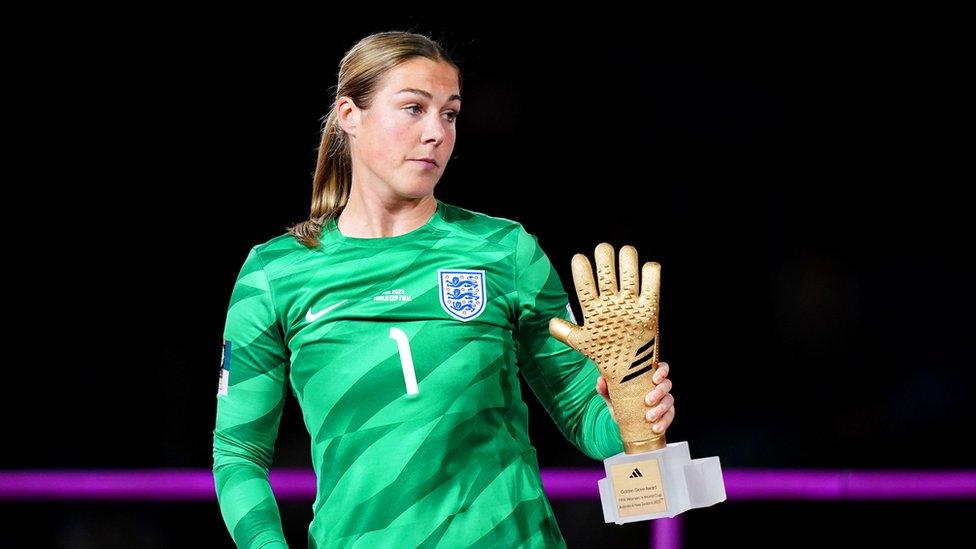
[598,440,726,524]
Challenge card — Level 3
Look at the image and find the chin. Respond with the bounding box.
[396,179,440,198]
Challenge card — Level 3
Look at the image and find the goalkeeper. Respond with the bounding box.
[212,31,675,549]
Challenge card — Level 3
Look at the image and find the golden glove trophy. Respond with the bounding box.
[549,243,726,523]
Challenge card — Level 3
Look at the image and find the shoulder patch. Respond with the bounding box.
[217,339,232,397]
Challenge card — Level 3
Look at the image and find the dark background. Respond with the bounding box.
[4,9,972,548]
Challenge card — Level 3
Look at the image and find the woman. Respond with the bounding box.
[212,31,675,549]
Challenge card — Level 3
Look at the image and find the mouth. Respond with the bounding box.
[411,158,438,167]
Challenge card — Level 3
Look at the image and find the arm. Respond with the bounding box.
[213,246,290,549]
[513,224,624,460]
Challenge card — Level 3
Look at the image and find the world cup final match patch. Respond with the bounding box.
[217,339,232,396]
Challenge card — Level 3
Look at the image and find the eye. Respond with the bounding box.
[404,105,459,123]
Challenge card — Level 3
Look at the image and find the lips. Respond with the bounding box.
[412,158,438,167]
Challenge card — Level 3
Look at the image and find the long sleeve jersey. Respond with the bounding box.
[212,198,624,548]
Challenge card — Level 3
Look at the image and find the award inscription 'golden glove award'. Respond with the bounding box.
[549,243,726,523]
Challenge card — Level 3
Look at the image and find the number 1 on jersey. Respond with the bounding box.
[389,327,419,395]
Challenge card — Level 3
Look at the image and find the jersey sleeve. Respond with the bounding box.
[212,246,291,549]
[513,224,624,461]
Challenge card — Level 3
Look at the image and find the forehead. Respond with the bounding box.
[379,58,460,101]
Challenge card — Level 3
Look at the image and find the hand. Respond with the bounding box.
[549,242,669,449]
[597,361,674,434]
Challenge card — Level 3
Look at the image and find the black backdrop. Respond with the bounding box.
[4,10,972,548]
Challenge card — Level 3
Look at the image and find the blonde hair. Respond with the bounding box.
[286,31,463,249]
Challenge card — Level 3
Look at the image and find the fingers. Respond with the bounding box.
[571,253,599,310]
[549,317,580,348]
[639,261,661,310]
[644,378,672,405]
[649,404,675,433]
[645,393,675,427]
[652,361,669,384]
[594,242,617,296]
[619,245,640,299]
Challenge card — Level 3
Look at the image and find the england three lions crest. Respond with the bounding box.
[438,269,487,321]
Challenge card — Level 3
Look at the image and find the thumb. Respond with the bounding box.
[596,377,615,415]
[548,317,581,350]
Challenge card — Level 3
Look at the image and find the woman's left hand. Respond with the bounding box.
[596,361,674,434]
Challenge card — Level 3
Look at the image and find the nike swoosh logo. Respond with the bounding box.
[306,299,348,322]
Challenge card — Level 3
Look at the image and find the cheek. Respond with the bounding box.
[374,114,411,158]
[392,125,411,146]
[362,118,393,165]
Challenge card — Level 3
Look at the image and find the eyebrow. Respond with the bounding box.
[394,88,462,103]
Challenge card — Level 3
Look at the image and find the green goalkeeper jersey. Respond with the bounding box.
[212,198,624,548]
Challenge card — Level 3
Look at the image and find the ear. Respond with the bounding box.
[336,96,361,136]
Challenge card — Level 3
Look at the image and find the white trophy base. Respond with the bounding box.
[598,440,726,524]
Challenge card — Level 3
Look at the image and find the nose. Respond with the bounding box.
[421,112,447,145]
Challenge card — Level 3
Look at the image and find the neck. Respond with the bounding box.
[337,189,437,239]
